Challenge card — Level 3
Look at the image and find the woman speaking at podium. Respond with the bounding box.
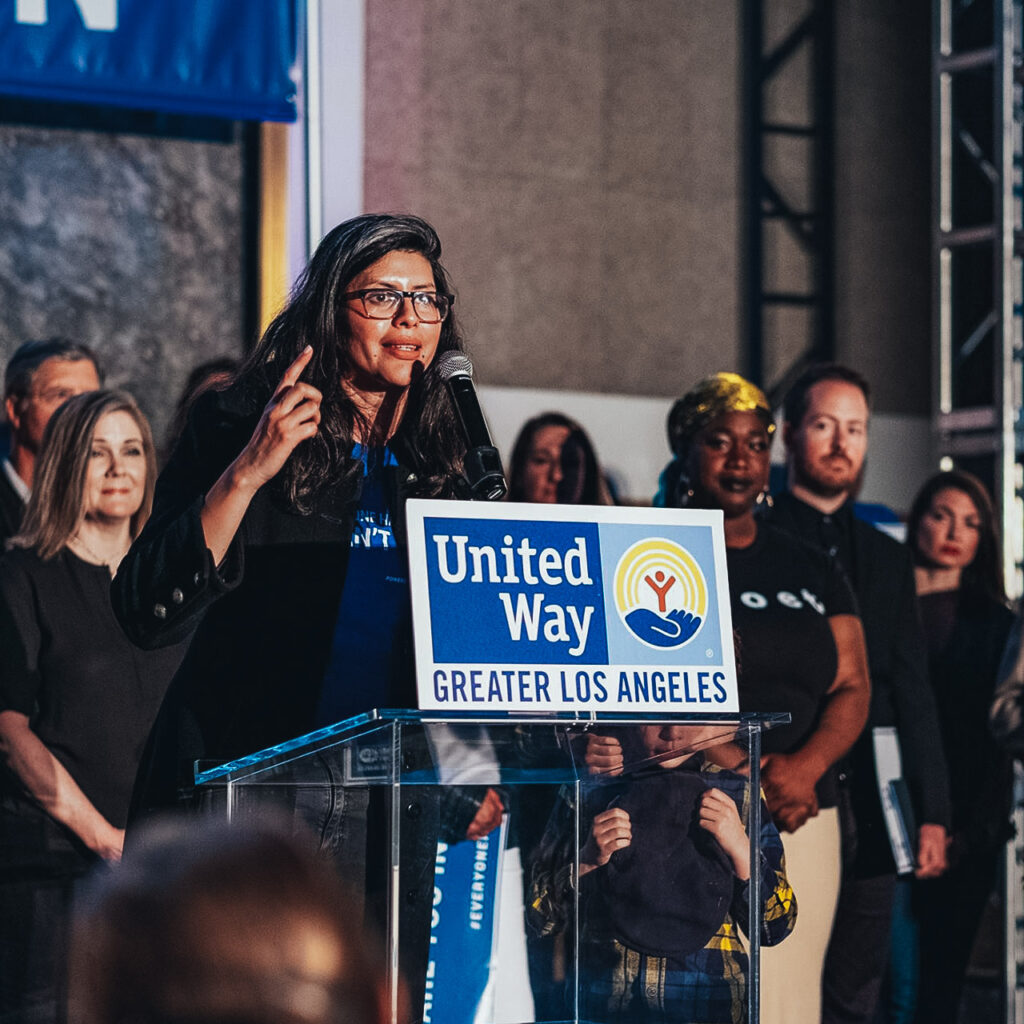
[115,213,494,805]
[112,214,502,1009]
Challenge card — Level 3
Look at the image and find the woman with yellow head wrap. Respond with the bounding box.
[668,372,776,456]
[656,371,870,1024]
[655,372,775,545]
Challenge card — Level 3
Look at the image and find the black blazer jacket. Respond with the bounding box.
[112,386,438,810]
[770,493,952,876]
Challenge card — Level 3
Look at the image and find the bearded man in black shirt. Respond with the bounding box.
[770,363,951,1024]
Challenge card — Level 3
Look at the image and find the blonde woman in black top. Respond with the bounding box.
[0,390,185,1024]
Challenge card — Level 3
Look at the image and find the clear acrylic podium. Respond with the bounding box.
[193,710,790,1024]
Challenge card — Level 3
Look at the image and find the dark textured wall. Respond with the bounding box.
[0,119,245,446]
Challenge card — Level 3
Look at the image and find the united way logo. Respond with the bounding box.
[614,538,707,650]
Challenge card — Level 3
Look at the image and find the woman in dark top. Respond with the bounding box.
[112,214,501,799]
[0,389,184,1024]
[655,372,871,1024]
[886,470,1013,1024]
[111,214,501,1020]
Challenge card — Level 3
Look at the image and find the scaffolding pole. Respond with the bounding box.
[934,1,1024,1019]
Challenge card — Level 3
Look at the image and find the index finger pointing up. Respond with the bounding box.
[276,345,314,395]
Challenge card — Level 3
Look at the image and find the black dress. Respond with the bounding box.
[911,588,1014,1024]
[0,546,186,1024]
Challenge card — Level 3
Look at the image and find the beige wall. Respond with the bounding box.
[364,0,743,399]
[362,0,932,420]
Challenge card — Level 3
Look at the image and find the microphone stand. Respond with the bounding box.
[462,445,507,501]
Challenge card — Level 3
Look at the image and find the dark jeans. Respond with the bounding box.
[0,802,98,1024]
[823,872,897,1023]
[204,747,444,1024]
[912,842,1002,1024]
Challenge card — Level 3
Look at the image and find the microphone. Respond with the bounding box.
[436,352,508,501]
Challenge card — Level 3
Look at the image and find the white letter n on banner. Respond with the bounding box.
[16,0,118,31]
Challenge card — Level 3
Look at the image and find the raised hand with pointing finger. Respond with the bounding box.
[199,345,322,566]
[233,345,322,491]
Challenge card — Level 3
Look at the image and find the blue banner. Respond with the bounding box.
[424,824,506,1024]
[0,0,298,121]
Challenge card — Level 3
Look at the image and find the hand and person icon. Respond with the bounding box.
[624,569,702,648]
[644,570,676,612]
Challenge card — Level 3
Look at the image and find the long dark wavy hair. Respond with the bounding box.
[235,214,467,511]
[906,469,1006,605]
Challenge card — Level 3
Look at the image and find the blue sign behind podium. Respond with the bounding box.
[408,500,739,713]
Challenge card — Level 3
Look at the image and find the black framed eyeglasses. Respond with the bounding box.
[343,288,453,324]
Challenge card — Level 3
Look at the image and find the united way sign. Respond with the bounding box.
[0,0,298,120]
[407,501,739,713]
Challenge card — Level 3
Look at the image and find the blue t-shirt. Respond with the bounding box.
[314,446,412,727]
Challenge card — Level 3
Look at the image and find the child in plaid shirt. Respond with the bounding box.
[530,727,796,1023]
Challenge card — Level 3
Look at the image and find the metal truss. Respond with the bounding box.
[934,0,1024,595]
[741,0,835,401]
[935,4,1024,1020]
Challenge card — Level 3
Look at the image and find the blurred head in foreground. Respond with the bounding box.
[70,817,387,1024]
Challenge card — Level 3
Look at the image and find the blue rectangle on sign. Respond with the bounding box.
[424,517,608,664]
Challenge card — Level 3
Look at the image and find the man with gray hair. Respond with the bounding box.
[1,338,101,545]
